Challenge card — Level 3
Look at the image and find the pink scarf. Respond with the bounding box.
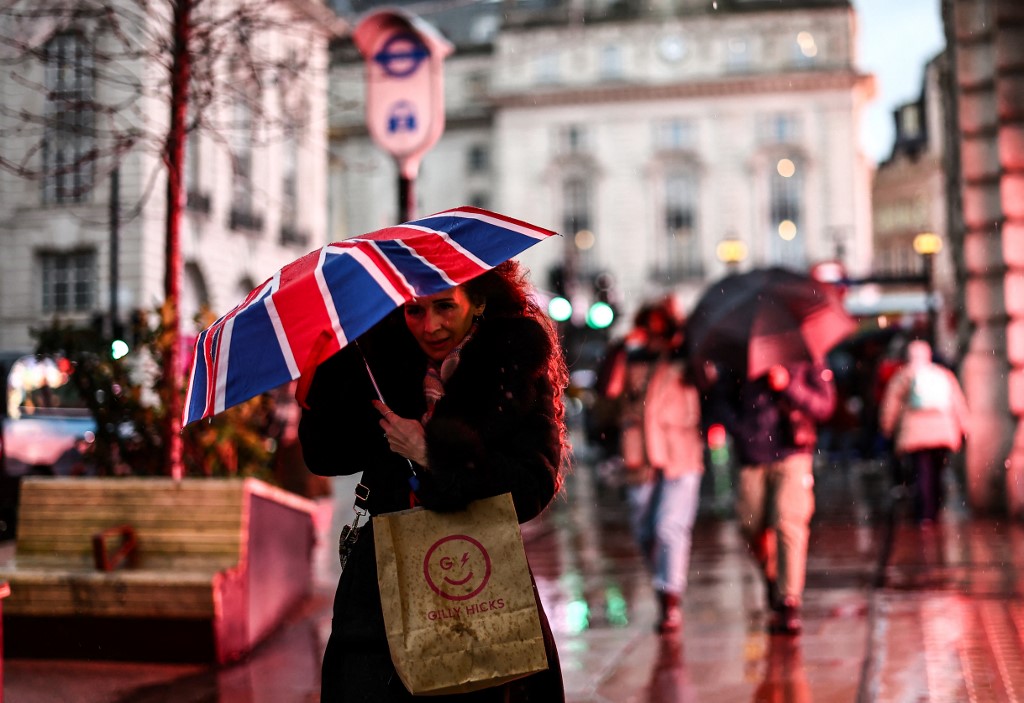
[422,324,476,423]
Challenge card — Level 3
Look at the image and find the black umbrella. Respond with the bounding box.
[686,267,856,381]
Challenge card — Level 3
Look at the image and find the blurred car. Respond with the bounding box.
[1,354,96,539]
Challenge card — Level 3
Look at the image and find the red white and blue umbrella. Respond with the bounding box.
[183,206,558,426]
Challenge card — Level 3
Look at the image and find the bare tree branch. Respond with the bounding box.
[0,0,342,476]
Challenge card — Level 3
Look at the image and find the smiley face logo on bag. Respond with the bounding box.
[423,534,492,600]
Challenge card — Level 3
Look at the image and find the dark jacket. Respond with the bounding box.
[299,310,565,702]
[709,361,836,466]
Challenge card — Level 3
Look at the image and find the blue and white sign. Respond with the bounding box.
[374,33,429,78]
[354,10,453,179]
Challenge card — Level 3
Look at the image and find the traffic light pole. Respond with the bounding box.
[399,173,415,222]
[108,167,121,341]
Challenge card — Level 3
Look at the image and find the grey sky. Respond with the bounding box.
[852,0,945,163]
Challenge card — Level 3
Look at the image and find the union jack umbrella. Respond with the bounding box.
[182,207,558,426]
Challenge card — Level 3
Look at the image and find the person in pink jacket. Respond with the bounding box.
[879,340,969,524]
[606,303,704,635]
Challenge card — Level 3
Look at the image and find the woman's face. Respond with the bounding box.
[404,286,484,362]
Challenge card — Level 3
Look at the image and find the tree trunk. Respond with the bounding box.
[164,0,192,480]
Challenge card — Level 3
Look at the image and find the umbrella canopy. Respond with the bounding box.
[183,206,558,426]
[685,267,856,382]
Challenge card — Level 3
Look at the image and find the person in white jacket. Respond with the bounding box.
[605,304,704,635]
[879,340,969,523]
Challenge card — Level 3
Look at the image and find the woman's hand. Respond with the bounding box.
[373,400,429,467]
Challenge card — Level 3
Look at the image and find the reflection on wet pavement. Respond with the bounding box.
[541,459,880,703]
[9,454,1024,702]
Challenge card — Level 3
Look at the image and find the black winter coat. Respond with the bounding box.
[707,361,836,466]
[299,310,565,702]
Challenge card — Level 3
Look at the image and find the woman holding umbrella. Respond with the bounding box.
[299,260,570,702]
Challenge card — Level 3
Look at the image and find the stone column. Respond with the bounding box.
[955,0,1017,514]
[994,2,1024,518]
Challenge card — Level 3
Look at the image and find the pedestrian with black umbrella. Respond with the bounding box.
[689,268,849,635]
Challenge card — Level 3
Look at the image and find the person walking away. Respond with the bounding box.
[590,302,665,470]
[299,261,570,702]
[879,339,969,525]
[710,361,836,636]
[605,304,703,635]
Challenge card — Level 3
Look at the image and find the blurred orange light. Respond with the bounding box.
[913,232,942,255]
[716,238,748,263]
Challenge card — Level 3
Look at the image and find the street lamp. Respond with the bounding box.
[716,237,748,273]
[913,232,942,346]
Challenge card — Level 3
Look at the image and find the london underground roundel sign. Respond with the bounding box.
[354,10,453,179]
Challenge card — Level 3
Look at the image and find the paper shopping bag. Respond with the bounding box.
[373,492,548,696]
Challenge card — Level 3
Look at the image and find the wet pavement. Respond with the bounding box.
[4,450,1024,702]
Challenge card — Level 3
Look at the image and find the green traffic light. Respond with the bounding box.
[586,301,614,329]
[548,296,573,322]
[111,339,130,360]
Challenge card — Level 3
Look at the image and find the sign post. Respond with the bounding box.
[354,10,453,222]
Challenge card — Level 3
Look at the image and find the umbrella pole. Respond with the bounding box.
[356,341,418,479]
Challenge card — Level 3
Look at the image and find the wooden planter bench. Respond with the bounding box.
[0,476,318,664]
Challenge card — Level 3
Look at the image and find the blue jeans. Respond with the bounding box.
[627,472,702,596]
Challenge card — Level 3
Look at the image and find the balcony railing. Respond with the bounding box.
[229,207,264,234]
[649,261,705,284]
[186,190,211,214]
[279,224,310,248]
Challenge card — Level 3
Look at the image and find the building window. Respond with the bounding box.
[767,158,804,266]
[558,124,589,155]
[230,100,262,232]
[467,144,490,174]
[279,122,306,246]
[232,101,252,213]
[41,250,96,313]
[535,52,560,84]
[469,192,490,210]
[42,33,94,204]
[878,245,919,276]
[726,37,751,72]
[185,129,200,195]
[184,129,211,214]
[759,113,801,144]
[599,45,623,79]
[465,71,488,98]
[661,171,701,279]
[792,31,818,66]
[563,178,591,235]
[654,119,696,151]
[470,14,500,44]
[899,104,923,140]
[562,177,594,273]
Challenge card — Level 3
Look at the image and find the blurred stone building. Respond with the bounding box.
[329,0,875,320]
[869,0,1024,518]
[945,0,1024,517]
[0,0,338,355]
[866,52,956,355]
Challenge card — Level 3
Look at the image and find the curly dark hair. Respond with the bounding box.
[463,261,572,484]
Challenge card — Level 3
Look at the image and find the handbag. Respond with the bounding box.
[373,492,548,695]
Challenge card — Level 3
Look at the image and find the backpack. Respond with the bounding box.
[907,365,952,410]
